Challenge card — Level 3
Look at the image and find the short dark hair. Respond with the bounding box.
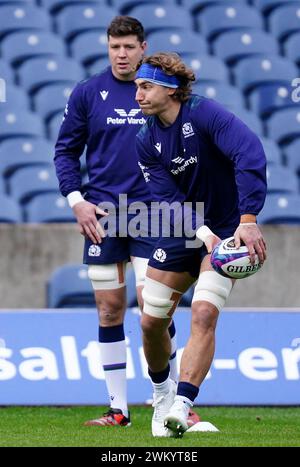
[107,16,145,43]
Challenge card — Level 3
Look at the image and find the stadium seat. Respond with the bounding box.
[248,83,299,118]
[25,192,76,223]
[47,264,95,308]
[0,137,54,178]
[87,57,110,76]
[232,107,263,135]
[185,55,229,83]
[0,194,23,223]
[195,4,263,41]
[284,32,300,65]
[1,84,29,111]
[17,56,84,94]
[192,83,245,111]
[252,0,300,16]
[47,111,64,141]
[259,136,282,165]
[70,31,109,65]
[0,175,4,194]
[258,193,300,224]
[112,0,176,15]
[146,30,207,56]
[8,166,59,204]
[283,139,300,174]
[213,30,278,65]
[40,0,107,15]
[33,83,74,121]
[266,166,299,193]
[0,59,14,84]
[55,4,118,41]
[182,0,248,15]
[125,266,138,307]
[128,5,193,34]
[268,4,300,42]
[1,31,66,66]
[179,285,195,307]
[0,4,51,39]
[0,108,44,140]
[266,108,300,144]
[233,56,298,94]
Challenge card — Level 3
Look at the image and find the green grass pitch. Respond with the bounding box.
[0,406,299,447]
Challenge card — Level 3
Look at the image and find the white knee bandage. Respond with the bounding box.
[131,257,149,287]
[88,263,126,290]
[142,277,182,319]
[192,271,232,311]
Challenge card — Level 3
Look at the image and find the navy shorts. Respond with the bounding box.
[148,230,235,278]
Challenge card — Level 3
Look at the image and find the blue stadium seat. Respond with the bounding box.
[8,166,59,204]
[266,165,299,193]
[1,31,66,66]
[25,192,76,223]
[232,107,263,135]
[2,84,29,111]
[33,83,74,121]
[0,108,44,140]
[146,30,207,56]
[70,31,109,65]
[213,30,278,65]
[0,137,54,178]
[0,4,51,39]
[128,5,193,33]
[0,175,4,194]
[233,56,298,93]
[47,264,95,308]
[283,139,300,174]
[41,0,107,14]
[182,0,248,15]
[266,108,300,144]
[258,193,300,224]
[0,194,23,223]
[284,32,300,65]
[268,4,300,42]
[252,0,300,16]
[55,4,118,41]
[195,4,263,41]
[185,55,229,83]
[192,82,245,111]
[47,111,64,141]
[259,136,282,165]
[0,59,14,84]
[179,285,195,307]
[87,57,110,76]
[17,56,84,94]
[248,83,299,118]
[112,0,176,15]
[126,266,138,307]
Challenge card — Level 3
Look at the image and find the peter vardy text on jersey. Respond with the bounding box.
[106,116,146,125]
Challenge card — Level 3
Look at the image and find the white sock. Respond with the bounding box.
[169,332,178,383]
[152,379,170,395]
[99,339,128,418]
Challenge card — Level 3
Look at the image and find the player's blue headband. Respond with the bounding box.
[135,63,181,88]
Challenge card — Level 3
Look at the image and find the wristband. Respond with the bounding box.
[239,223,257,226]
[196,225,216,242]
[67,191,85,208]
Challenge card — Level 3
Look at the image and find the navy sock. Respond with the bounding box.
[148,364,170,384]
[177,381,199,402]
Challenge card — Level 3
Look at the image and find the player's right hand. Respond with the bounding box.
[72,201,108,244]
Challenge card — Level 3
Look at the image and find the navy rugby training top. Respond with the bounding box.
[136,95,267,234]
[54,67,151,207]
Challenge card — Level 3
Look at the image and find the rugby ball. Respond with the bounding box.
[210,236,262,279]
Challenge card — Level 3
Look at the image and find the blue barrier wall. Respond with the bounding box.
[0,308,299,405]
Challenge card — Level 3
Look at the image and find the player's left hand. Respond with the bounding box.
[234,223,267,265]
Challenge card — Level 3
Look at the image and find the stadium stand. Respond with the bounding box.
[195,4,263,41]
[259,136,283,165]
[25,192,76,223]
[248,83,299,118]
[47,264,95,308]
[70,31,109,65]
[0,59,14,83]
[0,108,44,140]
[192,83,245,111]
[0,137,54,178]
[183,54,229,83]
[112,0,176,15]
[284,32,300,65]
[33,83,74,121]
[127,4,193,33]
[268,3,300,42]
[266,108,300,144]
[283,139,300,174]
[40,0,108,15]
[0,4,51,39]
[266,165,299,193]
[3,83,29,111]
[1,31,66,67]
[232,107,264,135]
[0,194,23,223]
[212,30,279,65]
[258,193,300,224]
[183,0,248,15]
[87,56,110,76]
[252,0,300,16]
[47,111,64,141]
[146,30,207,56]
[8,166,59,204]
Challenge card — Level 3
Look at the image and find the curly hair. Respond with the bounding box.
[138,52,195,102]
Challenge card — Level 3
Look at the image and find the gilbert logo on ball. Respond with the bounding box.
[210,237,262,279]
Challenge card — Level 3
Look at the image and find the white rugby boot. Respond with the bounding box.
[164,397,190,438]
[151,379,177,437]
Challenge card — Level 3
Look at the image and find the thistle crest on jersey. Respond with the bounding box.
[210,236,262,279]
